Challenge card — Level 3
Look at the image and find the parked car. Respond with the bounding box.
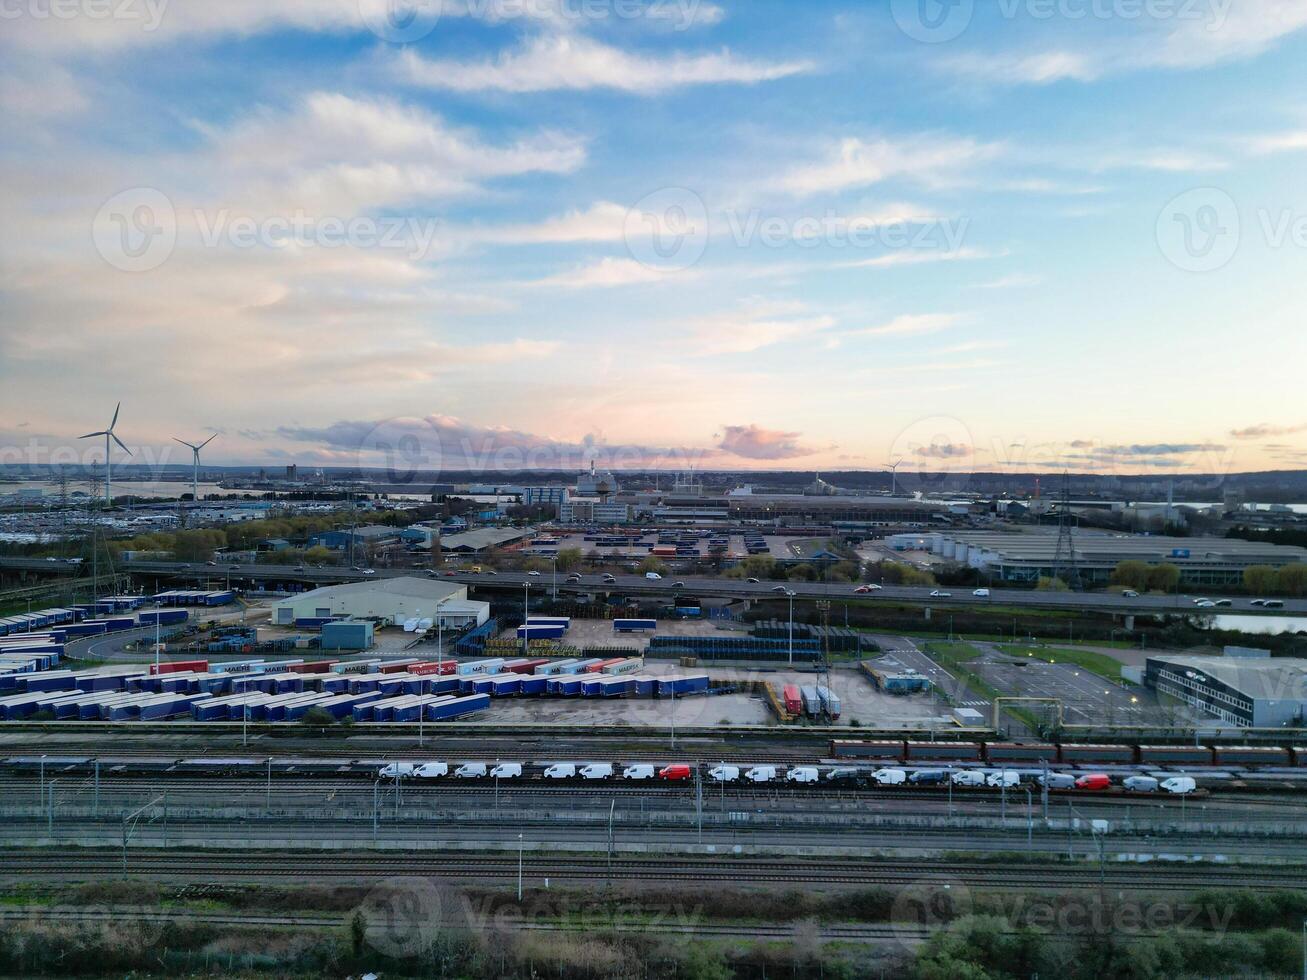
[1074,773,1112,790]
[872,767,907,786]
[490,763,523,779]
[825,767,867,788]
[743,765,777,783]
[929,590,952,598]
[362,569,376,576]
[908,769,949,786]
[645,572,662,580]
[579,763,614,780]
[950,770,986,787]
[1123,775,1159,793]
[1121,590,1140,598]
[621,764,655,780]
[671,581,686,588]
[973,588,991,597]
[378,762,416,779]
[707,765,740,782]
[985,770,1021,788]
[1161,776,1197,795]
[542,763,576,779]
[785,766,820,784]
[659,764,692,781]
[527,570,541,577]
[746,577,761,583]
[1037,772,1076,790]
[413,762,448,779]
[454,762,488,779]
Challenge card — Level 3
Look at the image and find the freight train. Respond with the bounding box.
[830,740,1306,768]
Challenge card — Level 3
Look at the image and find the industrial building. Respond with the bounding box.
[522,486,569,507]
[1145,654,1307,728]
[440,527,534,553]
[270,577,488,629]
[916,528,1307,586]
[308,525,400,551]
[558,497,633,524]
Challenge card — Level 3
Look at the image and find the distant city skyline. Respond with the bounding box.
[2,1,1305,474]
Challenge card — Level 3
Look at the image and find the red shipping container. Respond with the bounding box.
[508,658,549,675]
[378,660,419,674]
[585,658,624,674]
[410,661,457,675]
[288,660,336,674]
[782,684,802,715]
[150,659,208,676]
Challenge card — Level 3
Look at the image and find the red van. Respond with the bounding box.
[659,764,692,781]
[1074,773,1111,791]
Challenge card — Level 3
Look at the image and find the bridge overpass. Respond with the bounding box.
[2,557,1298,619]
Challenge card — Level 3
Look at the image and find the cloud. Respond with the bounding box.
[842,247,999,269]
[1230,423,1307,439]
[913,442,973,459]
[974,273,1042,289]
[531,257,687,289]
[944,0,1307,86]
[718,424,823,460]
[848,313,967,338]
[1249,130,1307,154]
[277,414,710,471]
[395,35,810,94]
[776,135,1003,196]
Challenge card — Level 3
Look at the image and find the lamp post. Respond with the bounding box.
[522,581,530,660]
[517,832,525,902]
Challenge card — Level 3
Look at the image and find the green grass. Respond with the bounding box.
[922,641,1043,731]
[995,643,1128,681]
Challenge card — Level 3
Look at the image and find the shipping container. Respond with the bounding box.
[985,742,1059,762]
[782,684,802,715]
[1211,745,1291,767]
[1058,743,1138,765]
[509,658,549,675]
[490,674,523,697]
[287,660,337,674]
[320,621,375,651]
[658,674,710,698]
[150,659,208,676]
[550,676,584,697]
[519,675,548,696]
[456,658,504,677]
[613,619,658,633]
[533,659,578,676]
[1138,745,1215,766]
[409,660,458,675]
[585,658,625,674]
[516,624,566,641]
[426,693,490,721]
[800,685,820,716]
[816,686,841,720]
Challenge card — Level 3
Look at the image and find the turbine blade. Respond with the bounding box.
[80,431,107,439]
[199,434,217,449]
[172,437,194,449]
[112,433,132,456]
[110,402,120,429]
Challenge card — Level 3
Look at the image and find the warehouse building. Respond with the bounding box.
[440,527,534,553]
[309,525,400,551]
[270,577,489,629]
[1145,654,1307,728]
[558,497,632,524]
[919,528,1307,586]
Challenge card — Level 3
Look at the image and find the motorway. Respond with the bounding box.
[6,556,1301,617]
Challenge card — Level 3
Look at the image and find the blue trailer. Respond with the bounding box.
[525,616,570,630]
[490,674,522,697]
[516,624,566,640]
[631,676,657,698]
[426,693,490,720]
[137,609,188,626]
[425,676,461,696]
[519,675,548,696]
[614,618,658,633]
[599,676,636,697]
[552,676,584,697]
[657,674,710,698]
[581,676,606,697]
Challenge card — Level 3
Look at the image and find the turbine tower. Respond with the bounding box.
[173,434,217,503]
[79,403,130,508]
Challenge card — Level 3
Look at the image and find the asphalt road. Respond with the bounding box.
[15,558,1297,618]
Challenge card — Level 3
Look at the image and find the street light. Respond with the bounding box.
[517,832,525,902]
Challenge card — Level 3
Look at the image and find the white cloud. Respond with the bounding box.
[531,256,685,288]
[687,311,836,355]
[1249,130,1307,154]
[847,313,967,339]
[395,35,811,94]
[842,247,998,269]
[470,202,630,245]
[974,273,1041,289]
[776,135,1003,196]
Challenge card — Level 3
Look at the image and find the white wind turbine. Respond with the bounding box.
[80,402,130,508]
[173,433,217,503]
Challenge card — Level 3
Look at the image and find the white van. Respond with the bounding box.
[1123,775,1159,793]
[542,763,576,779]
[379,762,416,779]
[1161,776,1197,795]
[621,764,655,780]
[1037,772,1076,790]
[744,765,778,783]
[708,765,740,782]
[580,763,615,780]
[951,770,986,787]
[413,762,448,779]
[490,762,523,779]
[973,588,990,598]
[785,766,820,784]
[454,762,488,778]
[985,770,1021,789]
[872,768,907,786]
[645,572,663,580]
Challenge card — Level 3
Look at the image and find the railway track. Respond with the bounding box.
[6,852,1306,890]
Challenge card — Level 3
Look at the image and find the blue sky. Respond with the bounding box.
[2,0,1306,478]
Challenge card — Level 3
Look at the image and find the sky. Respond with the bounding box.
[2,0,1307,479]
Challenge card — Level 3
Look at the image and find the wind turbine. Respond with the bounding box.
[80,403,130,508]
[173,434,217,503]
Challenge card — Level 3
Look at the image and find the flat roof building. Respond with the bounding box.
[270,577,487,628]
[1145,654,1307,728]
